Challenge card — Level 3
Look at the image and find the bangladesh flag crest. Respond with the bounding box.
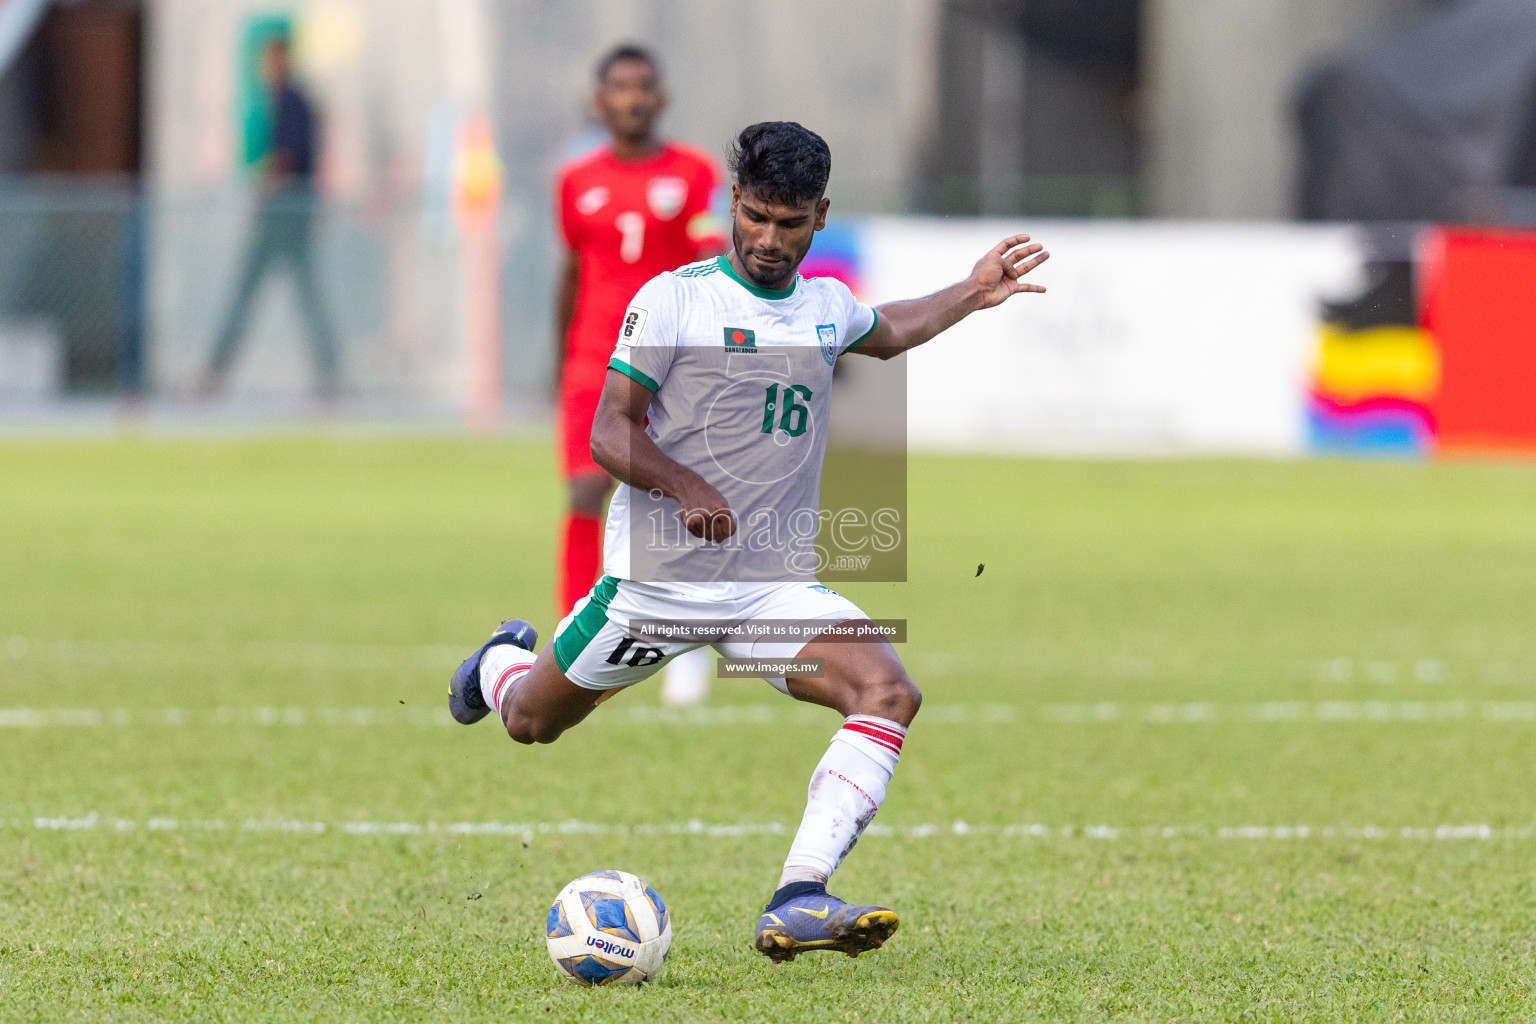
[723,327,757,353]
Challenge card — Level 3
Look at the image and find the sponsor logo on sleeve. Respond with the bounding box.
[575,185,610,216]
[622,306,649,342]
[816,324,838,365]
[723,327,758,353]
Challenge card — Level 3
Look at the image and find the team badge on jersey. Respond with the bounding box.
[816,324,838,365]
[575,185,610,216]
[723,327,757,353]
[646,177,688,220]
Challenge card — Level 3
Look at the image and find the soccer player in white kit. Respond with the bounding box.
[449,121,1049,963]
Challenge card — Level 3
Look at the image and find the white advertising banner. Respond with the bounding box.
[855,219,1364,455]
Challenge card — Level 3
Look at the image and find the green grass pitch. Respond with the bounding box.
[2,438,1535,1021]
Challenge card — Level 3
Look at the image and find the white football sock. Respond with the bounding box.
[660,646,711,706]
[479,644,536,717]
[777,715,906,889]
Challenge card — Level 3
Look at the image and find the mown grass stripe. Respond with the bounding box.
[4,701,1536,728]
[8,814,1531,842]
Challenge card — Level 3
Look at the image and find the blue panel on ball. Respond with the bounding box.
[546,899,575,939]
[557,953,630,986]
[575,869,624,882]
[581,891,641,943]
[643,883,668,931]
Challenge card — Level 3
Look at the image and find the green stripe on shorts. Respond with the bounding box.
[553,575,620,674]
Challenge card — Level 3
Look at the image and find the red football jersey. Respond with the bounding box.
[556,142,725,383]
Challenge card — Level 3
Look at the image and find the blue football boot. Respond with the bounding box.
[753,883,900,963]
[448,618,538,725]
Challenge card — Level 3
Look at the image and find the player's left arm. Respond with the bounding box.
[686,158,730,260]
[846,234,1049,360]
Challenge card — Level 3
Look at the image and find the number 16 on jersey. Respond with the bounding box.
[761,384,813,438]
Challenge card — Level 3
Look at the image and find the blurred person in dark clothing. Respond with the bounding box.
[202,35,338,398]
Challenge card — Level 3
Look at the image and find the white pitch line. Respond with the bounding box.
[1039,700,1536,723]
[0,635,463,668]
[2,701,1536,729]
[3,814,1532,842]
[7,636,1529,682]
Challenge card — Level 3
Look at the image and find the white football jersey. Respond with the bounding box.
[604,254,878,588]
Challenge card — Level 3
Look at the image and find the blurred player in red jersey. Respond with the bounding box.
[554,45,726,703]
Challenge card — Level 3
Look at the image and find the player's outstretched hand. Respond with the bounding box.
[971,234,1049,310]
[677,475,737,542]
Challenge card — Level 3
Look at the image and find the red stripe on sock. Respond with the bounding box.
[842,721,903,753]
[845,718,906,745]
[491,661,533,713]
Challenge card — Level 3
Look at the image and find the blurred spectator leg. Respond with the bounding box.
[115,186,147,413]
[204,210,277,397]
[286,201,340,402]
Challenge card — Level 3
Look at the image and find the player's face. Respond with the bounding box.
[260,43,289,88]
[595,59,664,145]
[729,186,830,290]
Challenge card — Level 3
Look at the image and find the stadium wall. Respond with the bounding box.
[825,220,1536,459]
[824,219,1362,456]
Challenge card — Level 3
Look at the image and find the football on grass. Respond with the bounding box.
[545,869,672,986]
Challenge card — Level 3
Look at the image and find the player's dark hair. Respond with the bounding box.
[596,43,658,84]
[728,122,831,207]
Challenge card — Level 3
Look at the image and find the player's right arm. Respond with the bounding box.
[590,274,735,541]
[552,166,581,395]
[589,372,735,541]
[553,247,579,389]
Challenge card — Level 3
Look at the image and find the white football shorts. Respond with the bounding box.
[550,577,870,693]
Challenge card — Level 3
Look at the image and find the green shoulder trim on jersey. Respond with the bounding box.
[843,308,881,354]
[553,575,620,674]
[609,357,659,392]
[717,254,797,299]
[674,261,720,278]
